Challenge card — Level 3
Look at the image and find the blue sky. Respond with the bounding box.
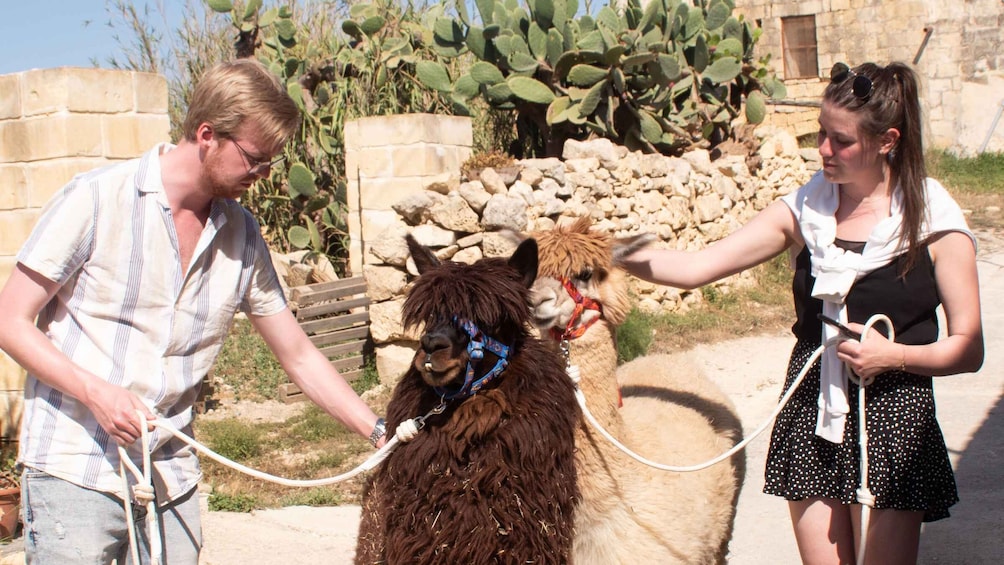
[0,1,179,75]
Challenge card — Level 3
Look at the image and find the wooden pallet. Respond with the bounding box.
[194,374,216,414]
[278,276,372,403]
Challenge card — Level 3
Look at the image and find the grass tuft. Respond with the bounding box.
[927,150,1004,229]
[927,150,1004,194]
[287,405,355,443]
[198,419,264,461]
[281,488,345,507]
[208,491,259,513]
[617,308,655,363]
[212,318,285,402]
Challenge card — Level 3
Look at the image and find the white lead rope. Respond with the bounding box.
[569,314,894,564]
[118,413,159,565]
[567,345,819,472]
[850,315,894,565]
[117,404,439,563]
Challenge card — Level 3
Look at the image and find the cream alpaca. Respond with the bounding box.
[530,218,743,565]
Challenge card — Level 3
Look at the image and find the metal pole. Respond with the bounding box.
[913,27,934,65]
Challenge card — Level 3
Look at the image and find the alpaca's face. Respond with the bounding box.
[412,317,471,389]
[402,234,539,391]
[531,219,654,335]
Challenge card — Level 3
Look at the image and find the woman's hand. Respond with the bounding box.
[835,323,905,381]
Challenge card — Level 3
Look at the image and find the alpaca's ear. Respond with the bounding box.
[509,238,539,288]
[406,234,440,274]
[611,232,657,267]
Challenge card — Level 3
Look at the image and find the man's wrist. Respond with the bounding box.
[369,417,386,447]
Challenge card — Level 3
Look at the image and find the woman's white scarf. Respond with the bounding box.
[782,171,974,443]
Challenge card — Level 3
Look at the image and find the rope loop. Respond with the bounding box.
[132,483,156,505]
[396,419,420,442]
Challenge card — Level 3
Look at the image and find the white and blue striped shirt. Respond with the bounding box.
[17,143,287,503]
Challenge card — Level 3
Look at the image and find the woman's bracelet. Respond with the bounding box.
[899,344,907,372]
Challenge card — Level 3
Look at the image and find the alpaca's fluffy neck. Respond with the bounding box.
[566,321,621,429]
[565,319,633,520]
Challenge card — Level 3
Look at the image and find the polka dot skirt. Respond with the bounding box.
[763,340,958,522]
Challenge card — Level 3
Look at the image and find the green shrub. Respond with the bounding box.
[616,307,655,363]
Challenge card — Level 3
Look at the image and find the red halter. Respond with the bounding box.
[547,277,621,408]
[548,278,603,342]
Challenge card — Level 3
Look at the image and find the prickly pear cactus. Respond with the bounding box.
[415,0,786,157]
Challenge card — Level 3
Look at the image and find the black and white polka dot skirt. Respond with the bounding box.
[763,340,958,522]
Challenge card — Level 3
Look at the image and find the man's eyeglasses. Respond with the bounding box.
[830,63,873,100]
[231,138,285,177]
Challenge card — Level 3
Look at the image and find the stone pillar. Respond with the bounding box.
[0,67,170,441]
[343,113,473,383]
[343,113,473,275]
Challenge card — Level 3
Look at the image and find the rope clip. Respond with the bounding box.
[414,399,448,431]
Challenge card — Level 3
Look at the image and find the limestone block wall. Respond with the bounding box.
[0,67,170,441]
[762,80,825,142]
[343,114,474,277]
[734,0,1004,153]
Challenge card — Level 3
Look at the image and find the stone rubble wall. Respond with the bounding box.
[360,128,818,384]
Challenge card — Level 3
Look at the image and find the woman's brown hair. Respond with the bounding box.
[823,62,925,273]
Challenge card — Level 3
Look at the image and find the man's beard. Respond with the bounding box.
[202,149,249,200]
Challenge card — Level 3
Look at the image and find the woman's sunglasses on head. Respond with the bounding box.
[830,62,873,100]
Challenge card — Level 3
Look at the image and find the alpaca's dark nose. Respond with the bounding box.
[420,331,453,354]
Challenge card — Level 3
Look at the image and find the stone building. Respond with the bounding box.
[735,0,1004,153]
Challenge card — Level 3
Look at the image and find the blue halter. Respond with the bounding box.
[433,317,511,401]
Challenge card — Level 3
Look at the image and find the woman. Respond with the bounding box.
[621,62,984,564]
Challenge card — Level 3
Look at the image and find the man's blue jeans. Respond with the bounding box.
[22,468,202,564]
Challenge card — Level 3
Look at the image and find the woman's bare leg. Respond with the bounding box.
[788,498,857,565]
[850,505,924,565]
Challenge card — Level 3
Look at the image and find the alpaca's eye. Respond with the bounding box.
[576,269,593,283]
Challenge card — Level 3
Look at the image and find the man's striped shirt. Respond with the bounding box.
[17,143,287,503]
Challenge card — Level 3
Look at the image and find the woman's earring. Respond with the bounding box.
[886,148,897,164]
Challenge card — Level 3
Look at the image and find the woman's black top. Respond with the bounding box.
[790,239,940,345]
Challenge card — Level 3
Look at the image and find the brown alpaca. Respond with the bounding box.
[354,235,580,565]
[530,218,744,565]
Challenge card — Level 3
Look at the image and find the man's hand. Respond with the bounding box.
[83,379,156,445]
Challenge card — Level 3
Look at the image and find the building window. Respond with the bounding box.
[781,15,819,79]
